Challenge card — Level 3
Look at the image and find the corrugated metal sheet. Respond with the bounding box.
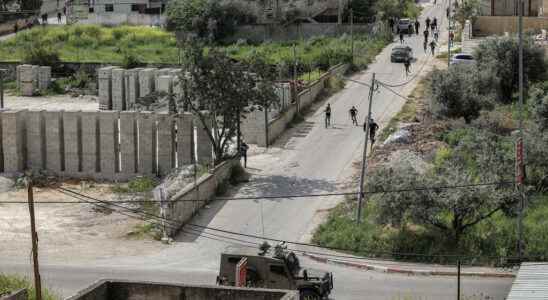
[507,263,548,300]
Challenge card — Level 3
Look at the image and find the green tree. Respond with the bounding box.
[166,0,251,42]
[375,0,420,20]
[369,157,516,248]
[177,43,278,164]
[455,0,481,25]
[529,83,548,131]
[348,0,378,22]
[429,64,496,123]
[475,36,547,103]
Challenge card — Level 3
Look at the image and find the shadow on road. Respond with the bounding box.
[176,174,345,243]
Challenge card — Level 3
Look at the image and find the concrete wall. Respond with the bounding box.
[0,289,27,300]
[79,13,165,26]
[481,0,542,16]
[475,16,548,35]
[241,63,348,147]
[165,159,238,237]
[0,110,212,181]
[223,23,373,43]
[66,280,298,300]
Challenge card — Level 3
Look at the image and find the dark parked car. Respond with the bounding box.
[390,45,413,63]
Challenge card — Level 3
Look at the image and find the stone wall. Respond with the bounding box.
[78,13,165,26]
[165,159,238,237]
[0,110,213,180]
[242,63,349,147]
[66,280,298,300]
[475,16,548,35]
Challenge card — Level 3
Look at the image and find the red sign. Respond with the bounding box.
[235,257,247,287]
[516,138,524,185]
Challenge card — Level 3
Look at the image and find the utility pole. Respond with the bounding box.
[457,260,461,300]
[0,69,4,109]
[517,0,526,262]
[356,73,375,224]
[293,44,299,114]
[448,0,452,67]
[27,179,42,300]
[350,9,354,65]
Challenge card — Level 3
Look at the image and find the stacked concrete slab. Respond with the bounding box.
[16,65,51,96]
[0,110,212,180]
[98,67,184,111]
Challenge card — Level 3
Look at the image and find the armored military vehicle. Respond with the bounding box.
[217,243,333,300]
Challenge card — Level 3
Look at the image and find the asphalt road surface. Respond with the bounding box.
[0,0,514,299]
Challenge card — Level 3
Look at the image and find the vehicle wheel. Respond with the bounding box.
[300,289,321,300]
[390,57,395,63]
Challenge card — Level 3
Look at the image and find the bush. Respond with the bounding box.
[22,44,61,67]
[121,51,143,69]
[475,36,547,103]
[529,83,548,131]
[429,64,495,123]
[0,274,59,300]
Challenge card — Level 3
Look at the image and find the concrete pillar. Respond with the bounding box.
[38,66,51,90]
[63,111,81,175]
[1,110,25,173]
[155,68,172,90]
[157,75,173,94]
[25,110,45,172]
[137,112,157,175]
[125,68,143,110]
[98,111,119,178]
[111,68,125,111]
[19,64,36,96]
[176,113,194,166]
[98,66,115,110]
[156,112,174,176]
[81,111,99,175]
[139,68,156,97]
[119,111,137,175]
[44,110,64,174]
[195,114,213,166]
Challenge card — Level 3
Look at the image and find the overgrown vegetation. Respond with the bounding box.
[111,177,157,194]
[0,274,59,300]
[314,36,548,264]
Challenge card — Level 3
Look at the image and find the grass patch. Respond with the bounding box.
[0,274,59,300]
[112,176,157,194]
[377,77,423,142]
[127,222,162,240]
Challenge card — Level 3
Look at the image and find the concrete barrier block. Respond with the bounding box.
[125,68,143,110]
[119,111,137,175]
[111,68,125,111]
[139,68,156,97]
[38,66,51,90]
[157,112,174,176]
[176,113,194,166]
[99,111,119,177]
[19,65,36,96]
[44,110,64,173]
[98,66,115,110]
[195,114,213,165]
[157,75,173,94]
[81,111,99,175]
[63,110,81,175]
[25,110,45,171]
[137,112,156,175]
[154,68,171,90]
[1,110,25,173]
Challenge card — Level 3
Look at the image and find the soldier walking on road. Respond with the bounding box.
[414,20,420,36]
[423,29,429,42]
[240,141,249,168]
[425,17,431,29]
[364,118,380,150]
[399,31,404,44]
[349,106,358,126]
[429,40,437,55]
[324,103,332,128]
[404,58,412,77]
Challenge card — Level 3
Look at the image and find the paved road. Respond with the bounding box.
[0,1,513,299]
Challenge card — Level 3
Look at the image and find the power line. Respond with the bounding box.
[53,186,528,261]
[0,181,514,204]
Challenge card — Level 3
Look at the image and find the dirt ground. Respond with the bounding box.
[4,94,99,111]
[0,180,167,264]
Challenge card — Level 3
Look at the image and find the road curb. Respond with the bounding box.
[302,253,516,278]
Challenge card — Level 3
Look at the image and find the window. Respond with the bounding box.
[131,4,140,11]
[270,265,287,276]
[227,257,242,264]
[105,4,113,12]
